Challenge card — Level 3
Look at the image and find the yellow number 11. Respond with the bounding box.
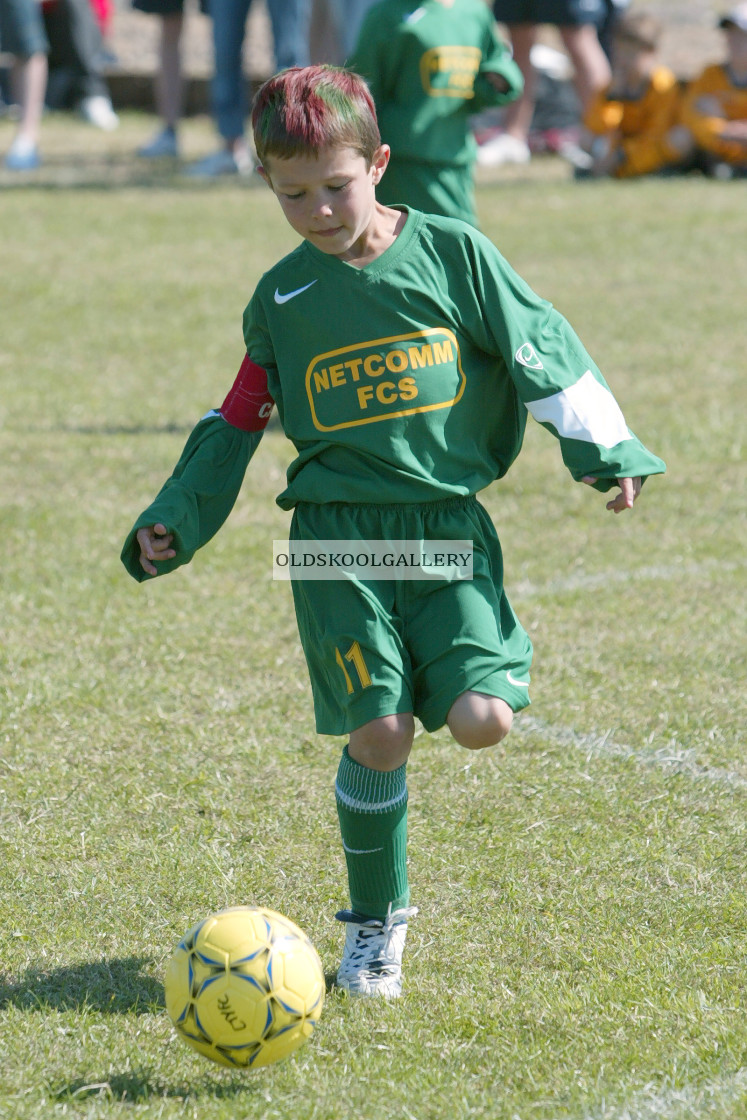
[335,641,372,694]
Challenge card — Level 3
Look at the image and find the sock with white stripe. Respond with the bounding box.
[335,745,409,920]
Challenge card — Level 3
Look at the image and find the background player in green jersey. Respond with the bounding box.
[123,65,665,1000]
[349,0,523,226]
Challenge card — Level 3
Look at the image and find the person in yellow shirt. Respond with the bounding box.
[580,10,692,178]
[681,4,747,178]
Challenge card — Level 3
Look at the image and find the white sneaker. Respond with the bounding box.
[477,132,531,168]
[137,128,178,158]
[558,140,594,171]
[183,147,254,178]
[335,904,418,998]
[79,95,119,132]
[5,136,41,171]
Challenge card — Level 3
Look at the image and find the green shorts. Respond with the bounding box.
[290,496,532,736]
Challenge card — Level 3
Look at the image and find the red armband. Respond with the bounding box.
[220,354,275,432]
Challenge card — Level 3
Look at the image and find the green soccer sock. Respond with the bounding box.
[335,745,409,920]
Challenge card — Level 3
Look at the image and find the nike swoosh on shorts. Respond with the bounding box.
[506,670,530,688]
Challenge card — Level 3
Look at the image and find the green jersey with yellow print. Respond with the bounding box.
[349,0,522,169]
[244,208,665,511]
[120,208,665,582]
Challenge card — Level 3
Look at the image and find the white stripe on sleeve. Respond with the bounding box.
[524,370,632,449]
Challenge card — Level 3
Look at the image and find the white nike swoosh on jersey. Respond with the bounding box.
[515,341,544,370]
[274,279,318,304]
[341,841,385,855]
[506,670,530,687]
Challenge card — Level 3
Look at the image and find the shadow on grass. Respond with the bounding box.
[53,1071,255,1103]
[0,956,163,1015]
[324,969,338,995]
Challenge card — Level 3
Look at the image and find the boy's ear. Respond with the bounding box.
[371,144,391,185]
[257,165,273,189]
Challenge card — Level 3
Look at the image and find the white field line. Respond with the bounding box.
[510,559,743,599]
[516,716,747,791]
[582,1068,747,1120]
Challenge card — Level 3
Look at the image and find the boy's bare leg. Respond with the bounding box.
[346,696,511,760]
[447,691,513,750]
[348,712,414,770]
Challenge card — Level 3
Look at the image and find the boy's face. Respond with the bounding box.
[259,145,390,260]
[612,37,655,81]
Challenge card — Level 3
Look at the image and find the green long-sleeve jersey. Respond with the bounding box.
[349,0,523,168]
[121,209,665,581]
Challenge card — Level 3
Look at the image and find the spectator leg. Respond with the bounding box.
[212,0,253,143]
[157,12,184,129]
[266,0,311,69]
[558,23,610,113]
[501,23,537,143]
[11,52,47,145]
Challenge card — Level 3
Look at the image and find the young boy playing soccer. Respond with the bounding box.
[122,65,665,999]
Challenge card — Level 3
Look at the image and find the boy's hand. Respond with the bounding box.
[582,476,641,513]
[484,72,510,94]
[137,523,176,575]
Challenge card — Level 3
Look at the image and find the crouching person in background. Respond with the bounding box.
[579,10,693,178]
[680,4,747,179]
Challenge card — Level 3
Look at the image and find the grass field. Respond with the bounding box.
[1,112,746,1120]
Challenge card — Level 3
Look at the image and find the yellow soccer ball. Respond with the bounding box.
[164,905,325,1069]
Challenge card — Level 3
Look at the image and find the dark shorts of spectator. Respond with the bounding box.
[0,0,50,56]
[132,0,208,16]
[493,0,607,27]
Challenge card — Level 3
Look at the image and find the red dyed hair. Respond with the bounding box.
[251,66,381,167]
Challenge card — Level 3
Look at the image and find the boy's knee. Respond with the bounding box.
[348,713,415,771]
[447,692,513,751]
